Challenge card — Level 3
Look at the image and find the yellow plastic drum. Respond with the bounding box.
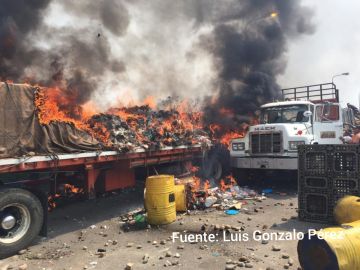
[298,220,360,270]
[334,195,360,224]
[174,184,187,212]
[145,175,176,225]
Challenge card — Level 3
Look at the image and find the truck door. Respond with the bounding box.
[313,103,343,144]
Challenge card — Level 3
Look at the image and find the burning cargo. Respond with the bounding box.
[0,82,209,157]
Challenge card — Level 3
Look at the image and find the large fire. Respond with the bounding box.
[34,87,206,148]
[209,124,244,146]
[34,86,247,147]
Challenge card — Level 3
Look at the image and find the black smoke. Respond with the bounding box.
[0,0,314,125]
[0,0,51,79]
[199,0,315,135]
[0,0,129,118]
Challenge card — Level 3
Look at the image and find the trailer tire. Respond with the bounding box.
[202,144,230,184]
[0,188,44,259]
[202,157,223,182]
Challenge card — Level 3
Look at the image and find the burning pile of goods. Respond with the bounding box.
[0,82,242,158]
[182,176,261,211]
[35,87,211,152]
[87,106,209,151]
[118,175,262,230]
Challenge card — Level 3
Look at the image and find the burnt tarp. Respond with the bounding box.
[0,82,100,158]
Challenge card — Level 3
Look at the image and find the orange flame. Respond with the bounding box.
[33,84,249,148]
[203,180,210,191]
[219,179,226,192]
[143,96,156,109]
[34,87,205,146]
[64,184,83,194]
[219,175,237,191]
[191,176,201,192]
[220,131,244,146]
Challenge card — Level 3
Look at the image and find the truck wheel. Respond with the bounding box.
[201,144,230,184]
[202,157,223,183]
[0,188,44,259]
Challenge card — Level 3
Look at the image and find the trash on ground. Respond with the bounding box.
[225,209,240,215]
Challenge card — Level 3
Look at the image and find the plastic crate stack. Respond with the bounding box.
[298,144,360,224]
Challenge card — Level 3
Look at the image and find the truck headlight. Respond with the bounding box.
[232,142,245,151]
[288,141,305,150]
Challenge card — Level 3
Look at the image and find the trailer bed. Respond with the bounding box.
[0,145,203,173]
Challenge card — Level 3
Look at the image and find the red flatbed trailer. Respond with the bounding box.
[0,145,204,258]
[0,145,203,197]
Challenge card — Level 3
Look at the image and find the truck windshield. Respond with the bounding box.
[260,105,309,124]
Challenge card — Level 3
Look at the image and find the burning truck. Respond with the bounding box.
[0,82,229,258]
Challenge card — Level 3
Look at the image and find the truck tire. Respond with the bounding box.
[202,157,223,182]
[202,144,231,184]
[0,188,44,259]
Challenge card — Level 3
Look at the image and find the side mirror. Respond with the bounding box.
[303,111,312,117]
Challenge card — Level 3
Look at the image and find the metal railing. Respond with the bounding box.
[282,83,339,103]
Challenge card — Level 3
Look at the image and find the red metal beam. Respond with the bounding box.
[0,147,203,173]
[104,160,135,192]
[84,164,101,199]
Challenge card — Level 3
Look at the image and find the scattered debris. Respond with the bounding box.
[281,253,290,259]
[18,264,27,270]
[262,189,273,194]
[125,262,134,270]
[225,264,236,270]
[186,176,261,211]
[225,209,240,215]
[142,254,150,264]
[205,196,218,208]
[272,245,281,252]
[165,251,172,257]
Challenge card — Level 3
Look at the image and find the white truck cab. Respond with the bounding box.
[230,83,356,180]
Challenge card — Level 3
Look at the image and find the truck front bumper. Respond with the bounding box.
[231,156,298,170]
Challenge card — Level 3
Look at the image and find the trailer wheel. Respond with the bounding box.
[0,188,44,259]
[202,144,230,184]
[203,157,223,182]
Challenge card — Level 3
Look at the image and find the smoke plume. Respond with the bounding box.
[0,0,129,118]
[0,0,315,128]
[198,0,315,134]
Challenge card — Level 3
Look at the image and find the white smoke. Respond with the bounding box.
[39,0,217,109]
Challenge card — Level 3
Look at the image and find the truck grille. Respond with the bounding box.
[251,132,282,154]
